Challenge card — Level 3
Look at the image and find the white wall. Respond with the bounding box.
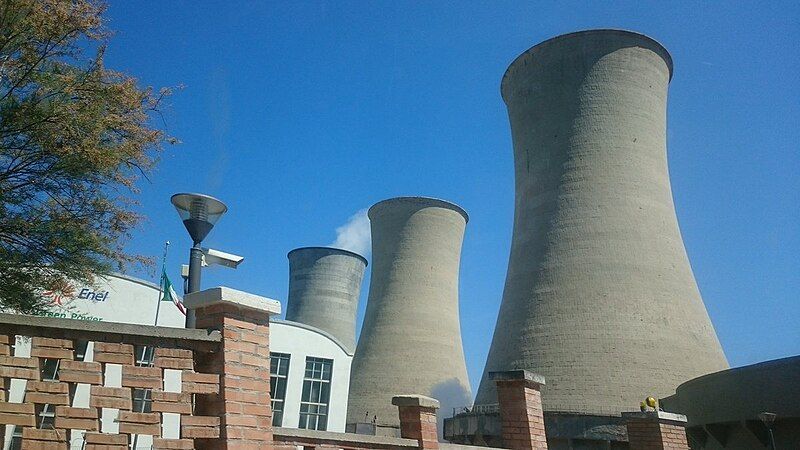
[270,320,353,433]
[29,273,185,328]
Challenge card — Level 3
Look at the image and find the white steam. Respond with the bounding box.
[330,209,371,257]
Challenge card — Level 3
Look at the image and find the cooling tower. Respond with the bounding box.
[285,246,367,352]
[475,30,728,416]
[347,197,471,429]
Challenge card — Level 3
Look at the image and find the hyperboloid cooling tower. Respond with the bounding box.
[475,30,728,415]
[347,197,472,429]
[285,247,367,352]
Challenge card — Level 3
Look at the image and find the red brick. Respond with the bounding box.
[54,406,99,431]
[0,356,40,380]
[121,366,162,389]
[57,360,103,385]
[30,348,74,359]
[84,433,128,445]
[150,391,192,414]
[154,348,194,370]
[0,402,36,426]
[89,386,132,410]
[118,411,161,436]
[22,428,67,442]
[31,338,73,349]
[182,371,219,394]
[93,343,134,366]
[25,381,70,405]
[152,438,194,449]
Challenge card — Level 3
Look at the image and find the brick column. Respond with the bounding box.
[392,395,440,449]
[185,287,281,450]
[490,370,547,450]
[622,411,689,450]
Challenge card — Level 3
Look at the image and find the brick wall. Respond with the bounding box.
[623,411,689,450]
[1,286,534,450]
[187,287,277,450]
[392,395,440,450]
[490,370,547,450]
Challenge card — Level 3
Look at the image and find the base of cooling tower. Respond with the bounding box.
[444,410,630,449]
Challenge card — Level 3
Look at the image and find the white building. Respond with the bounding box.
[2,273,352,450]
[269,319,353,432]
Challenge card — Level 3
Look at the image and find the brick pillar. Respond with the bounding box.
[392,395,440,449]
[185,286,281,450]
[490,370,547,450]
[623,411,689,450]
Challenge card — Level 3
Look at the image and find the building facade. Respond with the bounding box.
[2,274,353,450]
[268,320,353,433]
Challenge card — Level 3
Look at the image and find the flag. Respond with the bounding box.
[161,269,186,315]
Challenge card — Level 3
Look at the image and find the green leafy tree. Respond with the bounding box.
[0,0,174,312]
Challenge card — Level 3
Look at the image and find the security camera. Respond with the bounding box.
[201,248,245,269]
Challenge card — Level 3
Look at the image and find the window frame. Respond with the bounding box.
[298,356,333,431]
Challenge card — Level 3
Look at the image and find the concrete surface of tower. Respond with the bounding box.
[347,197,472,431]
[475,30,728,415]
[285,247,368,353]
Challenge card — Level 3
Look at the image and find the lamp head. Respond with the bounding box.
[171,193,227,244]
[758,412,777,427]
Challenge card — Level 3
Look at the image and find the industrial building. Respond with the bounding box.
[660,355,800,449]
[346,197,472,435]
[2,272,356,450]
[2,27,795,450]
[448,29,732,448]
[285,247,367,354]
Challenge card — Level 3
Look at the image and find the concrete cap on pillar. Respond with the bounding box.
[184,286,282,315]
[391,395,441,409]
[621,411,687,425]
[489,370,546,386]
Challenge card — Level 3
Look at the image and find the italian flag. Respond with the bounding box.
[161,269,186,315]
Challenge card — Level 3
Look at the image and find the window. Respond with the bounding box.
[9,426,22,450]
[298,357,332,431]
[132,388,153,413]
[40,358,60,381]
[132,345,155,412]
[270,353,290,426]
[35,403,56,429]
[134,345,155,367]
[75,340,89,361]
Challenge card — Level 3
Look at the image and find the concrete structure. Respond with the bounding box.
[285,246,368,353]
[347,197,472,431]
[660,355,800,449]
[269,319,354,432]
[476,29,728,417]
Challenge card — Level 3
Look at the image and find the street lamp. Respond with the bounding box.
[758,412,777,450]
[171,193,228,327]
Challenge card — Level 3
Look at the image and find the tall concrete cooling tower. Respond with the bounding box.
[475,30,728,416]
[285,247,367,353]
[347,197,471,429]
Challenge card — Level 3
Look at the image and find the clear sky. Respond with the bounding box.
[104,1,799,395]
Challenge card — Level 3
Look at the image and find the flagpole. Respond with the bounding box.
[131,241,170,450]
[153,241,170,327]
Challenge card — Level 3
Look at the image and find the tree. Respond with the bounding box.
[0,0,173,313]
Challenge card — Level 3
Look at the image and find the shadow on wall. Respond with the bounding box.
[431,378,472,440]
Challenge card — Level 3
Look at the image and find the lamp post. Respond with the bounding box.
[758,412,777,450]
[171,193,228,327]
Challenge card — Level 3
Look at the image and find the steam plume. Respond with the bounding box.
[330,209,371,257]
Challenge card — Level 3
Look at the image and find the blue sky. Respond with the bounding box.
[104,1,799,394]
